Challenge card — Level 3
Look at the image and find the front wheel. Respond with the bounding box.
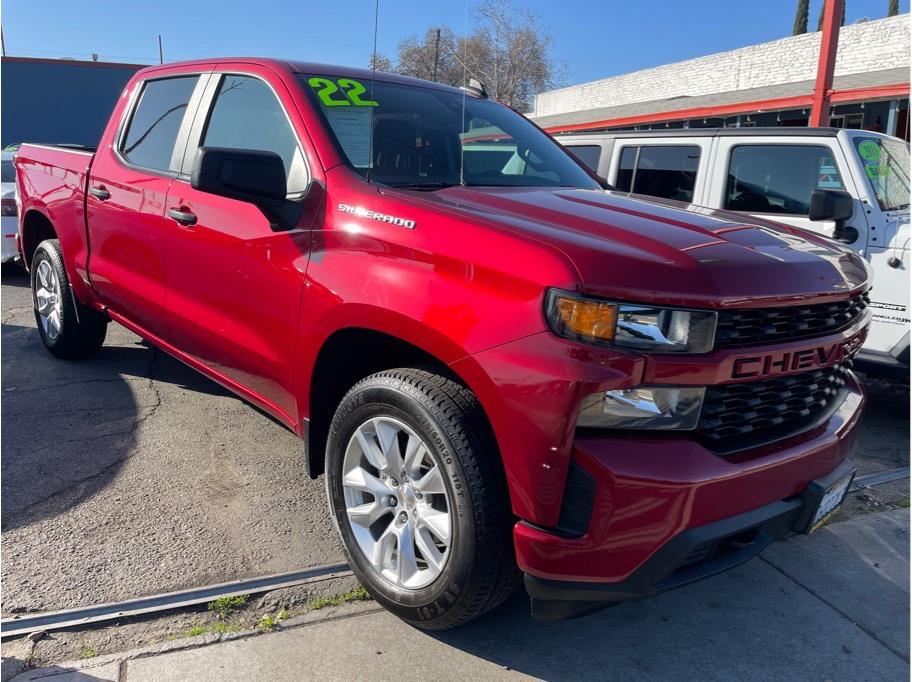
[31,239,107,359]
[326,368,519,629]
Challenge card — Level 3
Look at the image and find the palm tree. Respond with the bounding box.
[793,0,810,33]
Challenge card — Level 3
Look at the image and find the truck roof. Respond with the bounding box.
[132,57,466,96]
[553,127,850,139]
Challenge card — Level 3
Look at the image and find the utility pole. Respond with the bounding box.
[432,28,440,81]
[158,34,163,64]
[810,0,843,127]
[1,27,6,58]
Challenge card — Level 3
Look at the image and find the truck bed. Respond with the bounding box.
[14,142,96,301]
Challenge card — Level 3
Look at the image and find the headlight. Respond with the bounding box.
[545,289,717,353]
[577,386,705,430]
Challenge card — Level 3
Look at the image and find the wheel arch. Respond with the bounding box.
[300,317,498,480]
[20,208,58,270]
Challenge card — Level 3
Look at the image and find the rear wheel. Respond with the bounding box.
[326,368,519,629]
[31,239,107,359]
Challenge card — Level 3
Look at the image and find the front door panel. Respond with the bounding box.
[162,67,316,421]
[162,185,310,419]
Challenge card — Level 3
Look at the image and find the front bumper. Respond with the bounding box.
[516,374,864,619]
[525,458,856,620]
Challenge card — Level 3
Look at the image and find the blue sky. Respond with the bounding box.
[2,0,908,86]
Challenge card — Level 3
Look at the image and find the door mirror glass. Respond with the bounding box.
[191,146,286,206]
[809,188,854,221]
[809,189,857,243]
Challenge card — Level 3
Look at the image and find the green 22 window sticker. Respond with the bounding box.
[308,77,379,107]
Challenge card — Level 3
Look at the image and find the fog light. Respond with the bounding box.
[577,386,705,430]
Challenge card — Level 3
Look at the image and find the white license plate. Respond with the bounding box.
[809,472,854,532]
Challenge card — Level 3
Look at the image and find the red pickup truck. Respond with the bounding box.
[15,58,870,627]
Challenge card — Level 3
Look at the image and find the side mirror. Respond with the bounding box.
[191,147,287,207]
[809,189,858,244]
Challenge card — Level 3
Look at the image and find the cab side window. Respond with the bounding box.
[725,145,845,215]
[614,145,700,202]
[121,76,199,172]
[202,75,308,193]
[565,145,602,173]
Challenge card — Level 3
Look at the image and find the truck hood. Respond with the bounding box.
[407,186,870,308]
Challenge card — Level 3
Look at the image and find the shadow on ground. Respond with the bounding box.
[0,315,227,533]
[428,512,909,680]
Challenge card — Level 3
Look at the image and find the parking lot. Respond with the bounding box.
[1,263,909,667]
[1,266,344,616]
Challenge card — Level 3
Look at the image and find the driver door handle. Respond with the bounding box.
[89,186,110,201]
[168,208,197,226]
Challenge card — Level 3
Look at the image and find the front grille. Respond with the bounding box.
[698,361,852,448]
[714,294,868,348]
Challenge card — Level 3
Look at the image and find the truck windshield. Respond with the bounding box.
[852,136,910,211]
[298,74,599,191]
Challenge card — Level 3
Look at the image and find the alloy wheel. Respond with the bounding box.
[35,259,63,342]
[341,416,452,590]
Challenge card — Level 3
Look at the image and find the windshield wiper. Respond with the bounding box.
[384,181,459,191]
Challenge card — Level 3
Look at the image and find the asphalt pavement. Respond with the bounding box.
[1,266,343,615]
[9,508,910,681]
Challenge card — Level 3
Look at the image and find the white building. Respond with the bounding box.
[531,14,910,139]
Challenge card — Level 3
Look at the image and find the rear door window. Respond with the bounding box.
[614,145,700,202]
[565,145,602,172]
[725,144,845,215]
[121,76,199,172]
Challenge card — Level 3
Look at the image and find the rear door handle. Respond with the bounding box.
[168,208,197,226]
[89,186,110,201]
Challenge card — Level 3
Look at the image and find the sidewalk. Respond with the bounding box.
[12,509,910,681]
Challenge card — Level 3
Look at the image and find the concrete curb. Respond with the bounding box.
[8,601,383,681]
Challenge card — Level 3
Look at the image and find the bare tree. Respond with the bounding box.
[377,1,558,112]
[472,0,555,110]
[393,27,464,85]
[369,53,394,73]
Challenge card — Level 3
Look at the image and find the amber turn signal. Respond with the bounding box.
[551,293,618,342]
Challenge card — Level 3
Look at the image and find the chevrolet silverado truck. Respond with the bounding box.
[15,58,870,627]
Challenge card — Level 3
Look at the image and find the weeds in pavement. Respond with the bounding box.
[308,586,371,610]
[898,498,911,508]
[78,645,98,659]
[208,595,249,620]
[258,614,278,631]
[160,587,370,645]
[212,620,242,635]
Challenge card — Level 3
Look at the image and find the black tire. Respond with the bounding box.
[326,368,520,630]
[31,239,107,359]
